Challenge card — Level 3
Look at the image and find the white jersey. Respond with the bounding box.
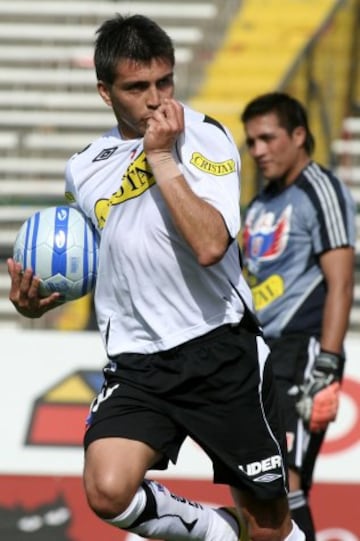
[65,104,253,355]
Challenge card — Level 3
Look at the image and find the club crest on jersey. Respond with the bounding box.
[190,152,235,176]
[243,205,292,263]
[94,150,155,229]
[93,147,118,162]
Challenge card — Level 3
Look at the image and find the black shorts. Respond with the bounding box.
[267,334,327,493]
[84,323,288,500]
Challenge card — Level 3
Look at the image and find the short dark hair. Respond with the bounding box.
[241,92,315,154]
[94,14,175,85]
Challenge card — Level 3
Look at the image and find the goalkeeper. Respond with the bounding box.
[241,92,356,541]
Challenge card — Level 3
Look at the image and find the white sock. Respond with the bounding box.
[107,479,239,540]
[284,520,306,541]
[107,484,147,529]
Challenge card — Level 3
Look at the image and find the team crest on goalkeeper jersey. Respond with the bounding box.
[243,205,292,264]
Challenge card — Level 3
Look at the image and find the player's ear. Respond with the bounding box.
[97,81,112,107]
[293,125,307,149]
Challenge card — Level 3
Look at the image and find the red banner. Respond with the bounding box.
[0,475,358,541]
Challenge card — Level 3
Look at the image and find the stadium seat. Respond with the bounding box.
[0,1,217,20]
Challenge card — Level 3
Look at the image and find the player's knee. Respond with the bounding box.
[84,473,135,519]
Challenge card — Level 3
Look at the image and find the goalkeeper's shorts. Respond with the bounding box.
[267,333,329,493]
[84,322,289,500]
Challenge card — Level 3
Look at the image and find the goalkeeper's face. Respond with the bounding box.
[244,112,309,187]
[97,57,175,140]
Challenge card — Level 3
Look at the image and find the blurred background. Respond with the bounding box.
[0,1,359,540]
[0,0,359,333]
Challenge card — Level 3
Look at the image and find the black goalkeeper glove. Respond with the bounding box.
[295,351,344,432]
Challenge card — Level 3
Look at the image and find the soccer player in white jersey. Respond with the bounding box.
[8,15,305,541]
[241,92,356,541]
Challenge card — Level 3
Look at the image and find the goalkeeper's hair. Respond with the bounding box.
[94,13,175,85]
[241,92,315,155]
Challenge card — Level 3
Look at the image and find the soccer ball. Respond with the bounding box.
[13,205,99,301]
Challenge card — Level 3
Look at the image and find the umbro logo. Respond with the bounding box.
[93,147,118,161]
[254,473,282,483]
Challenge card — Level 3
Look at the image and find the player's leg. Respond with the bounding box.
[84,437,243,540]
[268,335,321,541]
[176,324,305,541]
[231,487,304,541]
[83,361,245,540]
[294,427,326,541]
[288,469,316,541]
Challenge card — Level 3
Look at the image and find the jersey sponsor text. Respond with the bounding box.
[238,454,282,476]
[190,152,235,176]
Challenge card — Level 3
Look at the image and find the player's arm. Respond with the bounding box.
[319,246,355,353]
[7,258,61,318]
[296,246,355,431]
[145,99,230,266]
[154,172,230,266]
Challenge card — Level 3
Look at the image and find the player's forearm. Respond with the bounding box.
[148,154,229,265]
[320,284,354,353]
[160,175,229,265]
[319,247,355,353]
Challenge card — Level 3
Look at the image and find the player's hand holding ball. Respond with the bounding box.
[8,206,99,318]
[7,258,61,318]
[295,351,344,432]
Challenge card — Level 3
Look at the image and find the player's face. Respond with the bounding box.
[98,57,175,139]
[244,112,309,185]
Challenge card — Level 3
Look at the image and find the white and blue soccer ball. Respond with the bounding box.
[13,205,99,301]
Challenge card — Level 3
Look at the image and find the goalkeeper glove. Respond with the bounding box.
[295,351,344,432]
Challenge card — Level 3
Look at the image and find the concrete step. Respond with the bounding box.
[0,180,64,200]
[336,166,360,183]
[343,117,360,136]
[0,1,217,21]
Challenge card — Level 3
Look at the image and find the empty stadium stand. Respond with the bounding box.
[331,116,360,327]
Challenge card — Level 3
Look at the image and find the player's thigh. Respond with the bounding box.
[84,361,187,467]
[84,436,162,504]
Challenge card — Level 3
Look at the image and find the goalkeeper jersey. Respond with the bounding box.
[242,161,356,338]
[65,104,253,355]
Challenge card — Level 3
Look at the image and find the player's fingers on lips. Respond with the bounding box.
[160,100,179,122]
[165,100,181,120]
[169,100,184,123]
[154,107,168,120]
[162,106,181,131]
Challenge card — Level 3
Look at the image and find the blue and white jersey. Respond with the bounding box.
[65,104,252,355]
[242,161,356,338]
